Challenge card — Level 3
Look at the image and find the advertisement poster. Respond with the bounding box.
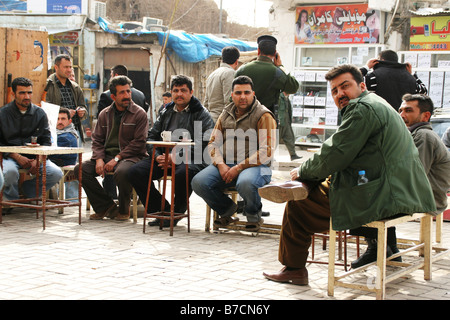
[410,16,450,51]
[47,0,82,14]
[295,4,380,45]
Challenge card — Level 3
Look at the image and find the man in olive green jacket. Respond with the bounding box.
[262,64,435,286]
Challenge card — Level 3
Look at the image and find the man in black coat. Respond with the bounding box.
[97,64,148,117]
[127,75,214,227]
[360,49,427,111]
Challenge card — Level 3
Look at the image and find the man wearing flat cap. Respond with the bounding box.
[235,35,299,121]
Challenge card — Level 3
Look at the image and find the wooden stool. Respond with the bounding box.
[204,188,281,235]
[58,165,77,214]
[308,229,360,272]
[327,213,448,300]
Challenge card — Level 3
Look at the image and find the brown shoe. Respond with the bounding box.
[115,213,130,221]
[263,267,308,285]
[258,181,309,203]
[90,204,117,220]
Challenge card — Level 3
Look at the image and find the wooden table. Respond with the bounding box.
[0,145,84,230]
[143,141,194,236]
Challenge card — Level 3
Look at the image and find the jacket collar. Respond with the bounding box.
[257,55,273,63]
[408,121,432,133]
[165,96,203,113]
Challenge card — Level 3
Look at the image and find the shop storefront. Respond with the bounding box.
[402,12,450,137]
[291,3,384,147]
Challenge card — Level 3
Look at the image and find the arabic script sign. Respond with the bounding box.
[410,16,450,51]
[295,4,380,45]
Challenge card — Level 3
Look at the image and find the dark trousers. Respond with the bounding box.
[74,156,136,215]
[279,180,331,268]
[127,157,200,214]
[279,180,398,268]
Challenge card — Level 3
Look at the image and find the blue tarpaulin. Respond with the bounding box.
[0,0,26,11]
[98,17,257,63]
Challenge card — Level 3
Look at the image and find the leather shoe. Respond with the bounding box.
[263,266,308,285]
[258,181,309,203]
[90,204,117,220]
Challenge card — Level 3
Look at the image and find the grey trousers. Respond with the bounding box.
[74,155,136,215]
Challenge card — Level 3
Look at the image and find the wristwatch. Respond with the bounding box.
[114,157,120,162]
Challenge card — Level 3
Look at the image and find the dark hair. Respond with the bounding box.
[59,107,71,120]
[232,75,254,91]
[258,41,276,56]
[54,54,71,66]
[402,93,434,116]
[171,75,193,91]
[111,65,128,76]
[12,77,33,93]
[109,76,132,95]
[296,9,308,26]
[162,91,171,98]
[325,64,364,84]
[222,46,240,64]
[379,50,398,62]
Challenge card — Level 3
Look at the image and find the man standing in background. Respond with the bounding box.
[204,46,240,123]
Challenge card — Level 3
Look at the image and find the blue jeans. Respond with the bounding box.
[192,164,271,222]
[2,158,63,200]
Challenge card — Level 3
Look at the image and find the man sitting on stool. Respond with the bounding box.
[75,76,148,221]
[49,107,79,201]
[192,76,277,232]
[259,65,435,285]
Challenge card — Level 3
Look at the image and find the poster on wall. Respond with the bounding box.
[410,16,450,51]
[294,4,380,45]
[47,0,82,14]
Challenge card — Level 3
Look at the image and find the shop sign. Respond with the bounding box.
[50,31,80,45]
[47,0,82,14]
[295,4,380,45]
[410,16,450,51]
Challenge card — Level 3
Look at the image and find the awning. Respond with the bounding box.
[98,17,257,63]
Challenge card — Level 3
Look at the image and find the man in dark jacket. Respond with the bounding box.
[0,77,63,200]
[399,93,450,216]
[48,107,79,201]
[97,64,148,117]
[45,54,87,143]
[128,75,214,227]
[75,76,149,221]
[360,50,427,111]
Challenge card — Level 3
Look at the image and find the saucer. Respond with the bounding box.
[25,143,40,147]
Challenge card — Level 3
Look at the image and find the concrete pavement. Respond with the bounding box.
[0,145,449,301]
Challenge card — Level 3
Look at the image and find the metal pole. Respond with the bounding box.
[219,0,223,33]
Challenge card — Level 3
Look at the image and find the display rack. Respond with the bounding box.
[291,44,384,147]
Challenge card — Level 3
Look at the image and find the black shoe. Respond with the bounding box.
[290,154,302,161]
[351,238,377,269]
[351,238,401,269]
[388,245,402,262]
[148,218,180,228]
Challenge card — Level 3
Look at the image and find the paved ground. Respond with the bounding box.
[1,145,449,303]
